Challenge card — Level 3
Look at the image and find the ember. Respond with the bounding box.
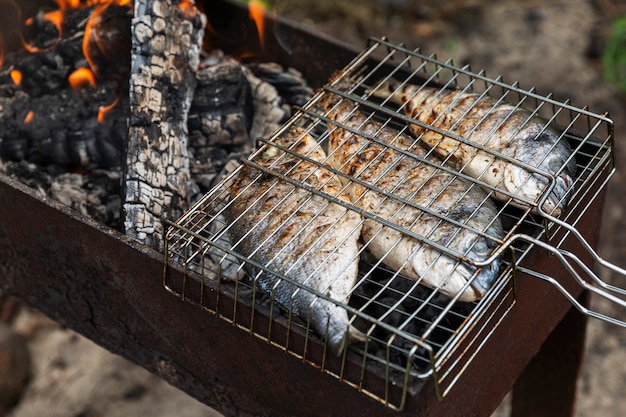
[68,67,96,89]
[177,0,198,18]
[23,110,34,124]
[9,69,21,85]
[98,95,120,123]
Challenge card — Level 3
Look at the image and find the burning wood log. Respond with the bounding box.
[188,53,304,192]
[0,3,131,170]
[0,0,314,248]
[187,55,254,192]
[123,0,206,251]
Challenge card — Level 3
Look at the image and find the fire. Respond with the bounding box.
[55,0,81,8]
[248,0,267,49]
[22,10,64,53]
[68,67,97,89]
[14,0,132,70]
[97,96,120,123]
[177,0,198,19]
[82,0,133,76]
[43,9,64,31]
[83,2,108,76]
[1,0,133,115]
[10,69,22,85]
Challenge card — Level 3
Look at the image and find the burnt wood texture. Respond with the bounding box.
[122,0,205,251]
[0,4,131,169]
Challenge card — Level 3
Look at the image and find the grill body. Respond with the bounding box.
[165,36,614,407]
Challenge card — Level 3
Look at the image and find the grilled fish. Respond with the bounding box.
[368,79,576,217]
[319,89,504,302]
[225,127,366,355]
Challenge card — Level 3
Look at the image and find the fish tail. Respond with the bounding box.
[329,325,368,356]
[349,324,368,343]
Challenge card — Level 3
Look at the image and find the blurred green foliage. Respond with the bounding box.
[603,16,626,92]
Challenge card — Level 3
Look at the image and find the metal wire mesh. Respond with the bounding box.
[163,37,615,409]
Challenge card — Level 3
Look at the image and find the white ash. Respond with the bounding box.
[0,159,123,229]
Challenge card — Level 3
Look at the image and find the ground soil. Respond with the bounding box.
[4,1,626,416]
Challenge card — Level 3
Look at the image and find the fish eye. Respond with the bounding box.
[472,239,491,255]
[548,157,564,173]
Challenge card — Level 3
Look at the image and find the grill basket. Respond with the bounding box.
[163,38,619,410]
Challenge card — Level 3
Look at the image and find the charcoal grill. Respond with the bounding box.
[0,1,622,416]
[163,35,621,409]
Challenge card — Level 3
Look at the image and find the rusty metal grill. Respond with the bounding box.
[163,38,618,410]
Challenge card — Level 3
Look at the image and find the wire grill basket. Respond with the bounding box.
[163,37,618,410]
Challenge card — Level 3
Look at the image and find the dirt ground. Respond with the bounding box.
[4,0,626,416]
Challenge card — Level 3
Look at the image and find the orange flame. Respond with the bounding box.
[10,69,22,85]
[82,2,108,77]
[44,9,64,31]
[55,0,81,9]
[19,0,132,69]
[249,0,266,49]
[23,110,34,124]
[82,0,132,76]
[21,9,65,53]
[97,95,119,123]
[68,67,96,89]
[177,0,197,19]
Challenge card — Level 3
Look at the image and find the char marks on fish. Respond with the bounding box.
[368,78,576,217]
[319,85,504,302]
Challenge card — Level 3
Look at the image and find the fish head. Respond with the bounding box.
[458,235,503,301]
[452,219,503,302]
[508,126,576,216]
[450,199,504,301]
[536,138,576,216]
[412,216,503,302]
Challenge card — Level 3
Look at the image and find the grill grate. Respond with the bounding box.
[163,38,618,409]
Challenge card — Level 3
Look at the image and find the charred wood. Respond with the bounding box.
[243,63,288,144]
[247,62,314,108]
[188,53,304,193]
[0,4,131,170]
[0,85,129,169]
[123,0,206,251]
[187,55,253,191]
